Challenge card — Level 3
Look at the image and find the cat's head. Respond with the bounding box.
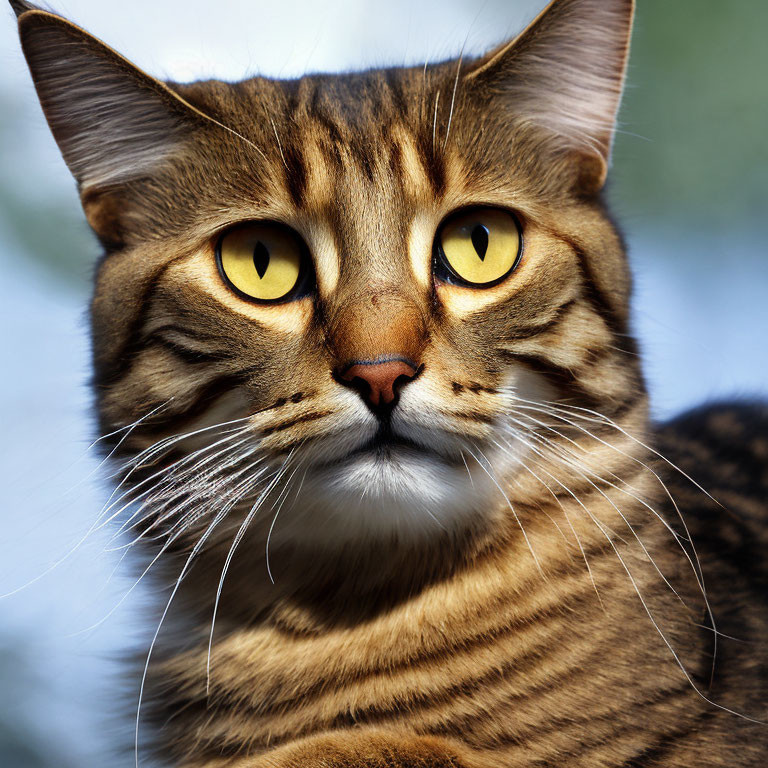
[13,0,643,553]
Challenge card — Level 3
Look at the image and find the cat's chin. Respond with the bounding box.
[270,443,506,550]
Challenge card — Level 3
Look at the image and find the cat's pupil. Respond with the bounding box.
[253,241,270,279]
[471,225,489,261]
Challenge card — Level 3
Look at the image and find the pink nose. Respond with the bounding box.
[339,358,418,408]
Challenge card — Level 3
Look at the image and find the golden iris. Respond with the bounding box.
[436,207,521,286]
[217,222,306,302]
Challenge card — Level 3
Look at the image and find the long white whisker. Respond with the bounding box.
[463,442,545,577]
[431,89,441,152]
[64,398,175,497]
[100,428,254,541]
[106,433,258,544]
[509,448,602,606]
[132,459,265,768]
[511,397,719,677]
[73,459,268,637]
[501,427,690,611]
[265,453,304,585]
[205,449,298,693]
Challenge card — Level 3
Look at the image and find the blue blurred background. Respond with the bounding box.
[0,0,766,765]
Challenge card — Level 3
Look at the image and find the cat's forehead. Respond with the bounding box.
[173,65,486,286]
[177,63,461,215]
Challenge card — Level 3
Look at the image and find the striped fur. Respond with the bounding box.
[11,0,768,765]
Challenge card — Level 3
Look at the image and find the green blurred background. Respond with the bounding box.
[0,1,766,765]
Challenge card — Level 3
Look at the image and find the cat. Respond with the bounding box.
[10,0,768,765]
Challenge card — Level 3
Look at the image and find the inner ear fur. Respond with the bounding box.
[466,0,635,193]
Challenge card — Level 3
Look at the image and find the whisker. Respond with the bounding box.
[107,434,259,545]
[110,453,266,552]
[463,442,545,578]
[502,426,691,611]
[490,429,695,677]
[265,451,304,585]
[431,89,441,152]
[509,395,719,686]
[65,398,175,496]
[73,458,268,637]
[508,448,603,606]
[101,428,254,541]
[517,396,723,509]
[133,455,277,768]
[205,449,298,693]
[586,507,765,726]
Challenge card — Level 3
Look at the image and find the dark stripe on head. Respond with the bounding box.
[416,130,446,199]
[283,142,308,209]
[93,254,188,387]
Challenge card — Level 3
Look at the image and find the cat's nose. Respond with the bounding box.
[337,357,419,410]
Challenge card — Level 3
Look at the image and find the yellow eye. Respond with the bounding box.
[436,207,522,287]
[216,222,309,302]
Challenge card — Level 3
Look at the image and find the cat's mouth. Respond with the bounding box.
[319,423,449,467]
[348,429,421,458]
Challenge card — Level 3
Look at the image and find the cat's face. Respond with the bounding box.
[14,0,642,550]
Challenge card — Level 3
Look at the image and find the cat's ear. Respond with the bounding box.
[466,0,634,191]
[10,0,39,17]
[14,6,204,198]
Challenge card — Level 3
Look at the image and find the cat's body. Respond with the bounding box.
[10,0,768,765]
[141,402,768,768]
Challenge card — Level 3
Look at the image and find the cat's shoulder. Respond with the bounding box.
[657,400,768,483]
[655,401,768,562]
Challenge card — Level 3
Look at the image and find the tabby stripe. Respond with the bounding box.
[336,615,681,737]
[144,323,228,345]
[383,68,409,118]
[620,707,715,767]
[415,130,446,198]
[450,410,497,425]
[322,632,598,733]
[435,677,693,750]
[139,384,322,448]
[560,687,698,766]
[135,372,250,437]
[506,298,579,341]
[501,348,643,419]
[550,228,637,359]
[147,334,232,365]
[313,110,345,169]
[512,459,650,504]
[283,140,309,209]
[208,572,611,714]
[260,411,334,437]
[96,253,188,386]
[188,610,630,752]
[388,139,403,179]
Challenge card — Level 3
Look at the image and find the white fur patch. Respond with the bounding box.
[270,364,554,550]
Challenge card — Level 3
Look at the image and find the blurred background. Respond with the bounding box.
[0,0,766,765]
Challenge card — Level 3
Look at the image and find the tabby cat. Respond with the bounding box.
[11,0,768,765]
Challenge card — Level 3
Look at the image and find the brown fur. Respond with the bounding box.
[11,0,768,765]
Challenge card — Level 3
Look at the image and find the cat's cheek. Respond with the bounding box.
[502,363,559,406]
[435,281,514,318]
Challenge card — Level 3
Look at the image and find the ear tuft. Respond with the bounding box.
[9,0,40,19]
[468,0,635,189]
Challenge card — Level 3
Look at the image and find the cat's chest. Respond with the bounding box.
[160,554,644,756]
